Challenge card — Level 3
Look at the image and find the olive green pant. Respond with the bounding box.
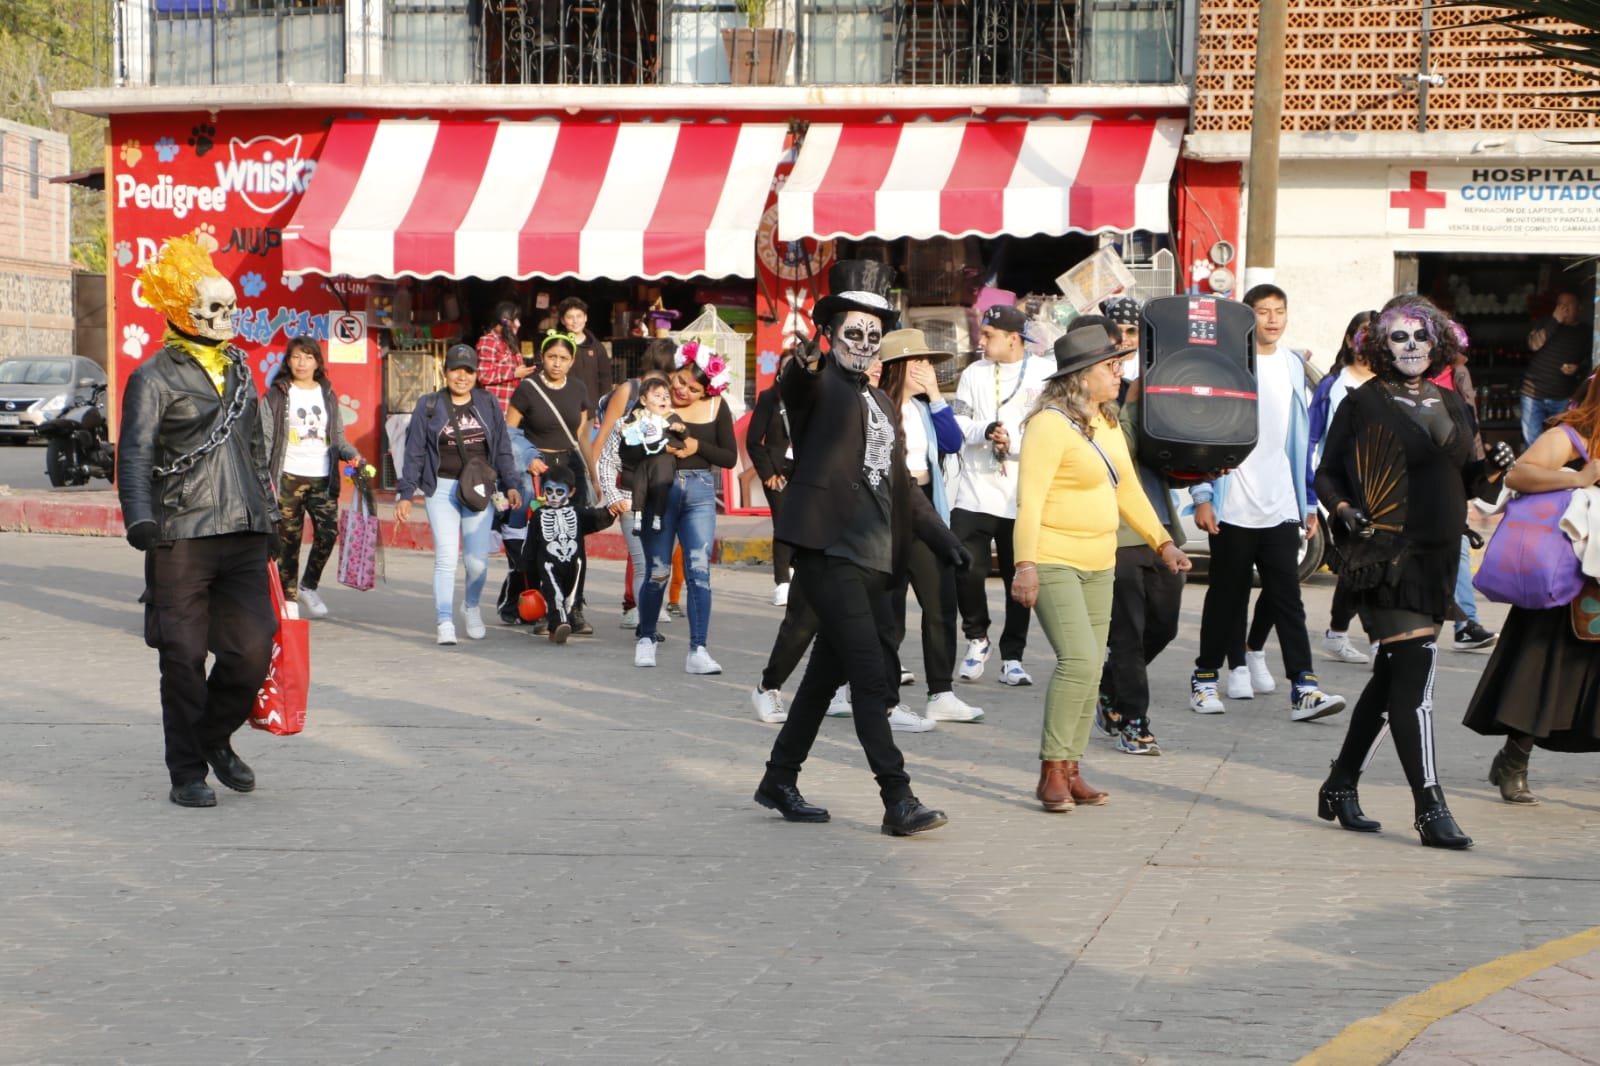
[1035,563,1116,761]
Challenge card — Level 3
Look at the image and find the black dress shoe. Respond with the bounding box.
[169,780,217,808]
[754,779,830,823]
[881,796,948,837]
[205,745,256,793]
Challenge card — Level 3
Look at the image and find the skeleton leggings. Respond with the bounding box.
[276,472,340,597]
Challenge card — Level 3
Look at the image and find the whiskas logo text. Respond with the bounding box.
[214,135,317,214]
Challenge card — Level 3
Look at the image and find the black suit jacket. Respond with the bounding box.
[745,384,793,482]
[775,351,958,573]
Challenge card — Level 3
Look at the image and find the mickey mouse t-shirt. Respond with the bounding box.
[282,384,331,478]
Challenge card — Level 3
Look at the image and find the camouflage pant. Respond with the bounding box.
[276,472,339,598]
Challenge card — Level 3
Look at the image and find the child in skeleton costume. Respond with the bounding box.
[618,374,687,533]
[118,231,281,808]
[524,462,615,644]
[1313,298,1514,849]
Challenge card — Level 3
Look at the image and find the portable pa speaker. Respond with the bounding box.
[1137,295,1259,481]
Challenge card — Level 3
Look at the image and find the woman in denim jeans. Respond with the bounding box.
[396,345,522,645]
[633,343,737,674]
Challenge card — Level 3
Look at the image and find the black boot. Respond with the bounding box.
[1488,747,1540,805]
[1413,786,1473,849]
[1317,762,1381,832]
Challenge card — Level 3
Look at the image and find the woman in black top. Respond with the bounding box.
[1314,298,1511,849]
[632,342,738,674]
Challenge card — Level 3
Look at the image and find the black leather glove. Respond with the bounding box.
[1488,440,1516,472]
[1337,505,1374,539]
[267,526,285,558]
[125,520,159,552]
[946,543,974,573]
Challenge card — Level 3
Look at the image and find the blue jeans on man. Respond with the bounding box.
[1521,394,1570,448]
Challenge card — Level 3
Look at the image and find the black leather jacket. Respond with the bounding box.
[117,342,279,541]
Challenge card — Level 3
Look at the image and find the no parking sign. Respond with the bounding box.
[329,311,367,364]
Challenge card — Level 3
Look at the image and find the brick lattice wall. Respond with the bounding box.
[1194,0,1600,133]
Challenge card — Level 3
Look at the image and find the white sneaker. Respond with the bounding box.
[998,659,1032,686]
[1291,683,1347,723]
[1245,650,1276,693]
[1321,630,1370,664]
[925,691,984,722]
[297,588,329,618]
[959,637,991,681]
[1190,671,1224,714]
[685,646,722,675]
[1226,665,1254,700]
[772,582,790,607]
[620,607,638,628]
[887,704,935,733]
[463,606,486,640]
[751,686,786,723]
[900,669,915,686]
[634,636,657,667]
[436,622,457,646]
[826,684,852,717]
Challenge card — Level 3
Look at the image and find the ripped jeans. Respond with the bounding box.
[638,468,717,648]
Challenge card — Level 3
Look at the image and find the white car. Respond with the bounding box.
[0,356,107,442]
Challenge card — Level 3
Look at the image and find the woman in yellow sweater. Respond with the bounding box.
[1012,322,1191,813]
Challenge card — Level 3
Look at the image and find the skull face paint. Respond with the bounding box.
[1387,314,1433,378]
[189,275,238,342]
[828,310,883,374]
[543,481,572,509]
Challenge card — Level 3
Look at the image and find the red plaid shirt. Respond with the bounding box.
[475,331,522,411]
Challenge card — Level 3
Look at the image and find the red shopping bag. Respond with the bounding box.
[251,564,310,736]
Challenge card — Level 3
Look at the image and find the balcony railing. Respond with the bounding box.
[139,0,1182,87]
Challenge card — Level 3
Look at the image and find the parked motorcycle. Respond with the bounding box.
[36,382,115,487]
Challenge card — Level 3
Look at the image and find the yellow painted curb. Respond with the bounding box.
[715,536,773,565]
[1297,926,1600,1066]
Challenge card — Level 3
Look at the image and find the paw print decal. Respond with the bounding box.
[239,271,267,298]
[281,273,304,293]
[154,136,180,163]
[258,350,285,381]
[122,324,150,361]
[758,349,779,377]
[119,140,143,167]
[193,222,219,253]
[188,122,216,157]
[338,395,362,430]
[114,241,135,268]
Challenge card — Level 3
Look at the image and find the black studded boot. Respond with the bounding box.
[1317,761,1381,832]
[1413,786,1473,849]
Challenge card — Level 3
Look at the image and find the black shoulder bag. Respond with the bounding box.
[443,393,497,512]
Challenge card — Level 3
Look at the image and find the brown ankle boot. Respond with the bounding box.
[1037,760,1074,813]
[1065,760,1109,805]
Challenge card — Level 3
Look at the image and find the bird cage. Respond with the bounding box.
[673,304,751,418]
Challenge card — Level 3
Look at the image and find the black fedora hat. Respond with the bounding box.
[1046,323,1137,381]
[812,259,900,332]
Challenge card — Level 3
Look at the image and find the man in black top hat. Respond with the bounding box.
[755,260,966,837]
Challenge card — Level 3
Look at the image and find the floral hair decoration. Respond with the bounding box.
[675,339,731,396]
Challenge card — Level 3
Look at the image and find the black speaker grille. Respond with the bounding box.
[1142,348,1258,444]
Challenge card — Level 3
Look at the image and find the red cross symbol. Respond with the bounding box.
[1390,170,1446,229]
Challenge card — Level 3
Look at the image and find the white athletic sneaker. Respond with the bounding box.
[1321,630,1370,664]
[887,704,935,733]
[998,659,1033,686]
[900,669,915,686]
[685,646,722,675]
[1245,650,1276,693]
[1226,665,1254,700]
[297,588,329,618]
[463,606,486,640]
[1190,671,1224,714]
[620,607,638,628]
[959,637,991,681]
[751,687,786,723]
[436,622,458,646]
[772,582,790,607]
[925,691,984,722]
[634,636,657,668]
[826,685,852,717]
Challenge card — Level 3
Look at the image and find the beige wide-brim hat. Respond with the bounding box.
[878,328,956,366]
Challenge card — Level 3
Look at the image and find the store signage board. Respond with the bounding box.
[1056,248,1136,314]
[1387,166,1600,237]
[329,311,367,364]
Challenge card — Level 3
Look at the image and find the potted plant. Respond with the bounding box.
[721,0,792,86]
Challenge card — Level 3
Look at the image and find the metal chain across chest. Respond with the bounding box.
[153,354,253,479]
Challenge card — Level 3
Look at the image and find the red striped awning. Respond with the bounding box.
[777,117,1186,241]
[282,119,789,281]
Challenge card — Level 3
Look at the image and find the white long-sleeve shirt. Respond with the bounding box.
[949,354,1057,519]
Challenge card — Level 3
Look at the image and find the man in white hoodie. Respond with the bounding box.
[948,304,1058,686]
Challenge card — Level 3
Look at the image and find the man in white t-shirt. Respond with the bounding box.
[948,304,1057,686]
[1187,285,1346,723]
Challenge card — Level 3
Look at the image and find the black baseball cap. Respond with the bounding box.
[982,304,1029,335]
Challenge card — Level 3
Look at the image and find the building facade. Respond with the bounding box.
[0,120,75,359]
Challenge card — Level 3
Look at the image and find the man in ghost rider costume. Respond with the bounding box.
[1313,297,1514,849]
[754,260,969,837]
[119,233,282,809]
